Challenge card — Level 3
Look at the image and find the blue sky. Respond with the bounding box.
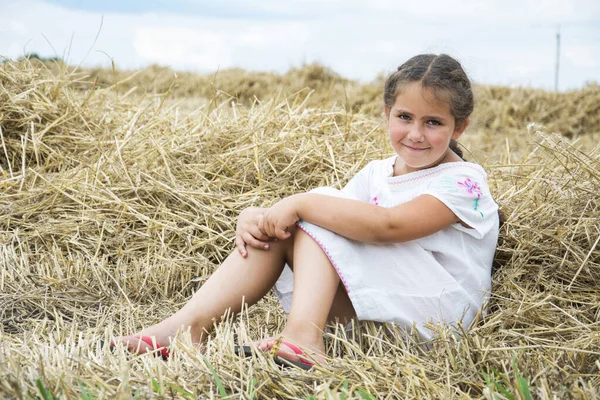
[1,0,599,90]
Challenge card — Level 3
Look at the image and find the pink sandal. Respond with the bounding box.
[234,340,315,371]
[110,335,170,360]
[274,340,315,370]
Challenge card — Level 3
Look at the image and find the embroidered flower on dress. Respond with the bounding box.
[457,178,484,218]
[457,178,482,198]
[371,196,379,206]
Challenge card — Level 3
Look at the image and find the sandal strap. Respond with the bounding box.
[279,340,313,366]
[137,335,170,359]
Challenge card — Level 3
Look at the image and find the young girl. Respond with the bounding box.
[112,54,499,370]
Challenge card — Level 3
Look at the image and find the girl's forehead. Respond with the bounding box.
[394,83,451,114]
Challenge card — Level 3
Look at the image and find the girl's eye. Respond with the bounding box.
[398,114,411,121]
[427,119,441,126]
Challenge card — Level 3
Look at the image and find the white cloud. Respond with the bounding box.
[564,45,599,69]
[131,18,311,71]
[0,0,598,90]
[6,20,27,34]
[239,0,599,25]
[133,27,231,70]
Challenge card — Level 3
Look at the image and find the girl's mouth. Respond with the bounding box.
[404,144,428,151]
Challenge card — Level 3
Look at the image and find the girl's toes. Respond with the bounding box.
[112,335,149,354]
[253,337,274,351]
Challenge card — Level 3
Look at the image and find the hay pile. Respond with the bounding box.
[473,84,600,139]
[68,61,600,129]
[0,59,599,398]
[74,62,371,113]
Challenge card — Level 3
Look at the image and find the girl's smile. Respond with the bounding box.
[404,144,429,151]
[385,82,469,175]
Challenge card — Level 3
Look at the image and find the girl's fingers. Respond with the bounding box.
[243,232,270,251]
[258,215,266,235]
[263,218,274,238]
[250,226,270,241]
[276,228,291,241]
[235,236,247,258]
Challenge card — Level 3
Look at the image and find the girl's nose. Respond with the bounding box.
[407,128,424,142]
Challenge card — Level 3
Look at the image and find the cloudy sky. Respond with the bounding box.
[1,0,599,90]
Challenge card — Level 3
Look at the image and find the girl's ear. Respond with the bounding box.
[452,118,470,140]
[384,106,391,121]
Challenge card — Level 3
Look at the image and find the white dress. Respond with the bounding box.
[273,156,499,339]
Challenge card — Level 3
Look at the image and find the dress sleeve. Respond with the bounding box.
[422,165,499,239]
[340,161,375,203]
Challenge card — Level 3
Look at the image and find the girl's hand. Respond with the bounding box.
[259,196,300,240]
[235,207,273,258]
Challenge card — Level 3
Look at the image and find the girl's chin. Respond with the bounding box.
[402,156,447,171]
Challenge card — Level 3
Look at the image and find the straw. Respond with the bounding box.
[0,59,598,398]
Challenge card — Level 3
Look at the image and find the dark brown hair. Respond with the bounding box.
[383,54,474,159]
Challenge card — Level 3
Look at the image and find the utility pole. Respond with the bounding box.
[554,25,560,91]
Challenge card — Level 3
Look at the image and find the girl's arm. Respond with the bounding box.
[261,193,460,243]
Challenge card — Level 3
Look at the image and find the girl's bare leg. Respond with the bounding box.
[115,229,356,359]
[257,229,356,363]
[327,282,356,326]
[114,237,294,352]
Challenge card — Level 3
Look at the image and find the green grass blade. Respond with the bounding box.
[248,378,257,400]
[35,379,53,400]
[166,382,194,398]
[516,376,533,400]
[78,381,96,400]
[204,359,227,397]
[481,370,514,400]
[356,388,376,400]
[512,358,532,400]
[341,379,349,400]
[151,377,163,395]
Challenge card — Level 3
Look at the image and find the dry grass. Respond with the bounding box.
[0,59,599,399]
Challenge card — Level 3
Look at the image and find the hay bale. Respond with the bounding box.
[0,59,598,398]
[473,84,600,137]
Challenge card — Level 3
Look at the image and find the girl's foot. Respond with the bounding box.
[110,333,172,358]
[252,336,327,365]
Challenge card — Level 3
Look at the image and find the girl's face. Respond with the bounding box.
[385,82,468,175]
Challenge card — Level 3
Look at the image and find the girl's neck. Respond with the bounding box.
[393,150,463,177]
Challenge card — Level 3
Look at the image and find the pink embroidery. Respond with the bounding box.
[457,178,485,217]
[457,178,482,198]
[371,196,379,206]
[388,163,485,186]
[296,222,351,294]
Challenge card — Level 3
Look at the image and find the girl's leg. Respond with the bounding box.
[115,237,294,352]
[116,228,357,359]
[258,229,356,363]
[326,282,356,326]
